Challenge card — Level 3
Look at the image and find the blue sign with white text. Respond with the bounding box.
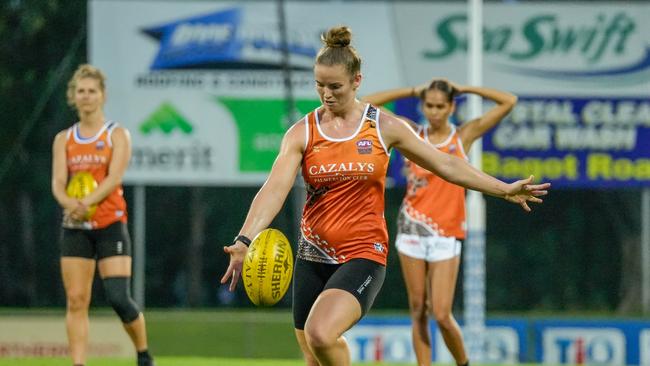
[141,7,317,70]
[534,319,650,365]
[391,96,650,188]
[346,316,650,364]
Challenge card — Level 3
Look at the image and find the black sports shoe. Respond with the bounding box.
[137,350,155,366]
[137,359,154,366]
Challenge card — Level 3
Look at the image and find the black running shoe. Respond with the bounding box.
[137,351,155,366]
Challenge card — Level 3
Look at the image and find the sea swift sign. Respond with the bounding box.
[394,3,650,93]
[391,2,650,188]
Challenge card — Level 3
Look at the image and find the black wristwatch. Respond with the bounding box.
[233,234,252,246]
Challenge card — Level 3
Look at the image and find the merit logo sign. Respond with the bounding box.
[140,103,193,135]
[123,93,236,185]
[131,101,212,175]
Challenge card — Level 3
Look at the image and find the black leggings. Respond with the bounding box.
[292,257,386,330]
[61,222,131,259]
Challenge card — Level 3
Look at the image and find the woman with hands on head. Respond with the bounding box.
[362,78,521,366]
[221,26,549,366]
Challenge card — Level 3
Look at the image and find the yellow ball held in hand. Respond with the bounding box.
[66,171,98,219]
[242,228,294,306]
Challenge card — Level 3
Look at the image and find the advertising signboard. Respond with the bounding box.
[90,1,401,185]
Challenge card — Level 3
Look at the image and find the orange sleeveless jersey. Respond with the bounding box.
[64,121,127,229]
[402,125,467,239]
[300,104,390,265]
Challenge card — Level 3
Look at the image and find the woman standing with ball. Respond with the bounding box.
[221,26,549,366]
[51,64,154,366]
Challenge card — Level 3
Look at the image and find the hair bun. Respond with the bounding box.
[321,26,352,48]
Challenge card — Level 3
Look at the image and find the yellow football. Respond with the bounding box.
[66,171,98,219]
[242,228,294,306]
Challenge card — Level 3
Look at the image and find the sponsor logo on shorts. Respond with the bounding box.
[357,275,373,294]
[116,241,123,254]
[403,238,419,246]
[434,240,453,251]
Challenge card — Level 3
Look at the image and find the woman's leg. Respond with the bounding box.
[96,223,153,365]
[294,257,384,366]
[398,252,431,366]
[61,257,96,365]
[429,255,468,365]
[294,329,320,366]
[292,258,329,366]
[303,288,361,366]
[97,256,149,352]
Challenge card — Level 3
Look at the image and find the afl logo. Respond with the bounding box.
[356,139,372,154]
[448,143,456,153]
[96,141,105,150]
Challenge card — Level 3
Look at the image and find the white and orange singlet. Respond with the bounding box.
[397,124,468,258]
[300,104,390,265]
[64,121,127,229]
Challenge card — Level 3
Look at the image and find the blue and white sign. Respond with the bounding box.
[389,96,650,188]
[542,327,626,365]
[346,317,650,364]
[535,320,650,366]
[477,96,650,188]
[346,320,414,362]
[641,329,650,366]
[141,7,317,71]
[345,317,527,364]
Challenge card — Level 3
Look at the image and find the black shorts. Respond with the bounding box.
[292,257,386,330]
[60,222,131,260]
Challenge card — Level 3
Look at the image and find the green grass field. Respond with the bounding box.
[145,310,301,358]
[1,309,621,366]
[0,358,550,366]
